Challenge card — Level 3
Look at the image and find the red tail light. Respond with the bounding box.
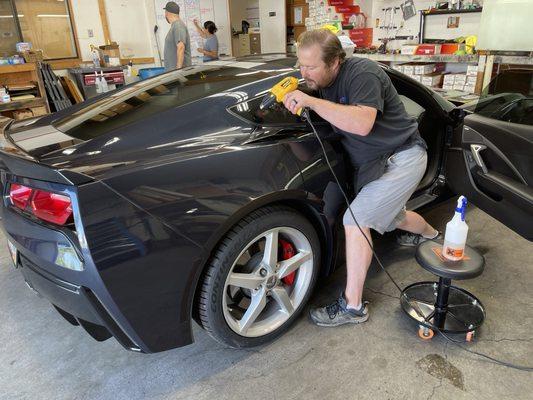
[8,182,73,226]
[9,184,33,210]
[31,190,73,225]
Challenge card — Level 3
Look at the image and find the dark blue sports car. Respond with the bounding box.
[1,56,531,352]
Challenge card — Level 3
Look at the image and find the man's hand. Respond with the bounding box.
[283,90,315,115]
[197,48,204,53]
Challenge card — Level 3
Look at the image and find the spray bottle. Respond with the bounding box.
[442,195,469,261]
[90,45,100,68]
[100,71,109,93]
[94,71,102,94]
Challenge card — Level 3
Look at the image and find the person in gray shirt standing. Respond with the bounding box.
[163,2,191,71]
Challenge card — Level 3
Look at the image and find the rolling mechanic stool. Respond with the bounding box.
[400,239,486,341]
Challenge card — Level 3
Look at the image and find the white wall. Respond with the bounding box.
[70,0,106,61]
[70,0,232,64]
[477,0,533,51]
[259,0,286,53]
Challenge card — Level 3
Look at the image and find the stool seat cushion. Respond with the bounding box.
[415,240,485,280]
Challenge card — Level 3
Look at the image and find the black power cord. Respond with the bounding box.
[301,108,533,372]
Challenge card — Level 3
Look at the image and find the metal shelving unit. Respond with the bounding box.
[352,53,479,64]
[419,8,483,43]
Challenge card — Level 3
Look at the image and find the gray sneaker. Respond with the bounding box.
[309,295,369,327]
[397,231,442,247]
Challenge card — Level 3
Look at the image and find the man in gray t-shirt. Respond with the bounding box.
[283,29,440,328]
[163,2,191,71]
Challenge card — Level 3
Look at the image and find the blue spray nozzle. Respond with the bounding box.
[455,195,468,221]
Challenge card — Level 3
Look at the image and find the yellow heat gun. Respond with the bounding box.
[259,76,302,116]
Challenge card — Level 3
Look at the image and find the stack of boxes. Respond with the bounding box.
[393,63,445,88]
[305,0,372,48]
[442,65,478,93]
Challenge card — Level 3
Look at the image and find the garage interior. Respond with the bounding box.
[0,1,532,399]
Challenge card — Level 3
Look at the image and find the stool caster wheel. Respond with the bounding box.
[466,331,475,342]
[418,326,434,341]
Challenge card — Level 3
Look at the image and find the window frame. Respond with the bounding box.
[4,0,81,61]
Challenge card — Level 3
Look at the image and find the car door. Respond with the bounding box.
[446,69,533,240]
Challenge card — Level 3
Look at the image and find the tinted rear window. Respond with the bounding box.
[53,66,276,140]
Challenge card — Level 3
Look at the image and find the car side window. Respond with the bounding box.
[497,98,533,126]
[228,94,305,127]
[466,69,533,127]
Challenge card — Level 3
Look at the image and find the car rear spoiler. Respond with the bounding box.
[0,119,92,185]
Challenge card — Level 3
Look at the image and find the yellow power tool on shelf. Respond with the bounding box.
[259,76,302,116]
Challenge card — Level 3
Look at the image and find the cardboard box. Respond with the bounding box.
[467,76,478,84]
[98,42,121,67]
[443,74,456,84]
[392,64,405,73]
[453,83,465,91]
[18,50,43,63]
[414,63,435,75]
[440,43,465,54]
[415,44,441,55]
[406,74,421,82]
[421,73,443,87]
[402,64,416,75]
[349,28,372,48]
[466,64,478,76]
[30,106,48,117]
[328,0,353,5]
[401,45,418,55]
[464,83,476,93]
[12,109,33,120]
[454,74,467,84]
[413,62,445,75]
[335,5,360,13]
[442,84,455,91]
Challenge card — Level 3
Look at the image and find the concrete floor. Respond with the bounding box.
[0,200,532,400]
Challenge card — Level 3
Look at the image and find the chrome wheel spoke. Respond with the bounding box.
[238,288,267,335]
[271,286,294,315]
[227,272,264,290]
[277,250,311,279]
[262,230,279,270]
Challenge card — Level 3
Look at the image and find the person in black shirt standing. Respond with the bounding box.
[283,29,440,327]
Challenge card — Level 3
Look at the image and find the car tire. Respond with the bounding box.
[197,206,320,348]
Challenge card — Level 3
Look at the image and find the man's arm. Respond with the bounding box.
[176,42,185,69]
[283,91,377,136]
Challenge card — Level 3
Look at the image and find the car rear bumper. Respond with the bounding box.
[1,172,202,353]
[2,204,146,352]
[17,254,143,350]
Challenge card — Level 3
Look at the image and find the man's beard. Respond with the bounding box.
[305,80,318,90]
[305,70,335,90]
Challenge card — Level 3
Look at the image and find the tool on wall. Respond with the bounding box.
[401,0,417,20]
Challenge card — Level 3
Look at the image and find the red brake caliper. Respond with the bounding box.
[279,239,297,286]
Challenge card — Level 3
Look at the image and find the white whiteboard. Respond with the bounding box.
[106,0,156,58]
[154,0,231,61]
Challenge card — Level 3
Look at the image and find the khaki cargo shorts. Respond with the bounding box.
[343,145,428,234]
